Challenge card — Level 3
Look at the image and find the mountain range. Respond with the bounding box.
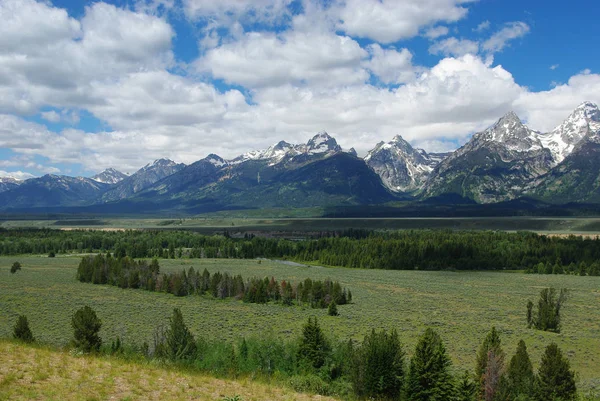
[1,102,599,214]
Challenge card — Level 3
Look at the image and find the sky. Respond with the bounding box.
[1,0,599,179]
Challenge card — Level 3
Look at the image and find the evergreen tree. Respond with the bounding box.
[297,316,330,370]
[475,327,504,399]
[328,300,339,316]
[456,370,476,401]
[71,306,102,353]
[406,328,455,401]
[164,308,197,361]
[13,315,34,343]
[504,340,535,400]
[536,343,576,401]
[352,328,405,400]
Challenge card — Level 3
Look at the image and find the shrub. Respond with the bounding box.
[10,261,21,274]
[71,305,102,353]
[13,315,34,343]
[327,301,338,316]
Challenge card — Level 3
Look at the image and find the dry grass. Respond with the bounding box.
[0,341,337,401]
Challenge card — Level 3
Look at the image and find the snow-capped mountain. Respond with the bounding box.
[539,101,600,164]
[0,177,22,193]
[424,102,600,203]
[229,132,344,166]
[0,175,110,208]
[365,135,449,192]
[423,111,554,203]
[101,158,185,202]
[92,168,128,184]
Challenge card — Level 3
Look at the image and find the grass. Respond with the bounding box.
[0,340,337,401]
[1,256,599,394]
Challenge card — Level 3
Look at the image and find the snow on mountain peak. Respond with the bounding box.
[541,102,600,163]
[204,154,227,167]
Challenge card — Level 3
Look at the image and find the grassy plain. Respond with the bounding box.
[1,255,599,394]
[0,340,336,401]
[3,216,600,235]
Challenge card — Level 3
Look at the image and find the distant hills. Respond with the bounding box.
[1,102,599,214]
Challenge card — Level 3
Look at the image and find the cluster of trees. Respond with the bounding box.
[527,288,568,333]
[3,228,600,272]
[76,255,351,309]
[11,308,579,401]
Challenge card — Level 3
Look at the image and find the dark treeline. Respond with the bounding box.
[3,228,600,273]
[76,254,351,308]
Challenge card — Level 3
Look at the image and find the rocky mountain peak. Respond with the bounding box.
[540,101,600,163]
[92,168,128,184]
[204,154,227,167]
[306,131,341,154]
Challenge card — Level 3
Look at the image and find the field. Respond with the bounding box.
[1,255,599,394]
[3,216,600,236]
[0,340,336,401]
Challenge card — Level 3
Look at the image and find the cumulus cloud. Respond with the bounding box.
[424,26,450,40]
[429,37,480,57]
[364,45,418,85]
[0,170,35,180]
[0,0,174,115]
[334,0,474,43]
[483,21,530,53]
[197,29,369,88]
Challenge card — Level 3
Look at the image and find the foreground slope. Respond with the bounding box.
[0,341,336,401]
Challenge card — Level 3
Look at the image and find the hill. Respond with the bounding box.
[0,340,335,401]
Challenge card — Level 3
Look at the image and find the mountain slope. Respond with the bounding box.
[101,159,185,202]
[92,168,128,184]
[423,112,554,203]
[0,175,109,209]
[0,177,21,193]
[365,135,449,192]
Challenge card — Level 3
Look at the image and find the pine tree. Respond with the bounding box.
[328,300,339,316]
[504,340,535,399]
[536,343,576,401]
[456,370,476,401]
[71,306,102,353]
[475,327,504,399]
[164,308,197,361]
[13,315,34,343]
[351,328,405,400]
[297,316,330,370]
[406,328,455,401]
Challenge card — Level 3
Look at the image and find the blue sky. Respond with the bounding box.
[0,0,599,179]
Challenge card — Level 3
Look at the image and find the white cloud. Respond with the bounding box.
[364,45,418,85]
[0,0,174,115]
[197,29,369,88]
[0,170,35,180]
[424,26,450,40]
[474,20,490,32]
[483,21,530,53]
[334,0,475,43]
[429,37,480,57]
[41,111,61,123]
[515,71,600,133]
[183,0,293,27]
[550,64,559,70]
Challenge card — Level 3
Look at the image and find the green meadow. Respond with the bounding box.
[1,255,599,393]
